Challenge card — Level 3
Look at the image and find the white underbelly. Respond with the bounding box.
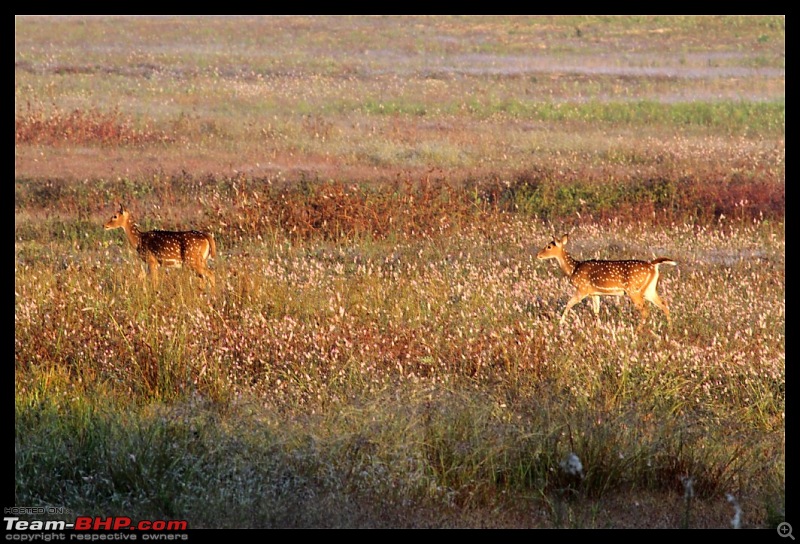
[594,287,626,296]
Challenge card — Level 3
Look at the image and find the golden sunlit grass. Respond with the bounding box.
[15,198,785,527]
[15,15,784,529]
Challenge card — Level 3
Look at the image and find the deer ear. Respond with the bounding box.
[561,234,569,245]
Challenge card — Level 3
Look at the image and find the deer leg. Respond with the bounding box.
[190,257,215,291]
[560,293,586,325]
[628,292,649,332]
[591,295,601,316]
[147,257,160,289]
[647,292,671,326]
[643,274,671,327]
[198,267,215,290]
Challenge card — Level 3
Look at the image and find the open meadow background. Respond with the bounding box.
[15,15,784,528]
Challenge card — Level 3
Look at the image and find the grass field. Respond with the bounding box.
[15,15,784,529]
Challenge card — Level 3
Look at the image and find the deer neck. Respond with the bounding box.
[556,250,578,277]
[122,221,143,250]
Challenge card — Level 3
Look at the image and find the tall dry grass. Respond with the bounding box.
[15,15,784,528]
[15,181,785,527]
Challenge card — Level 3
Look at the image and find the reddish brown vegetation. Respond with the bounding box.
[15,102,172,146]
[187,172,787,243]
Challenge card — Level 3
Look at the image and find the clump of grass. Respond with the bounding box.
[15,101,172,146]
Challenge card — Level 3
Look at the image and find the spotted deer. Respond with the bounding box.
[104,204,216,290]
[537,234,676,330]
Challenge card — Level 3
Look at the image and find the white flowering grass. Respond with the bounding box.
[726,494,742,529]
[14,14,784,527]
[15,216,784,527]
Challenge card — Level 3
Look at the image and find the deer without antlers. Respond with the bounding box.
[536,234,676,331]
[104,204,217,290]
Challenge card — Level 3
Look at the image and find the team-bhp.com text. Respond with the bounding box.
[5,517,188,540]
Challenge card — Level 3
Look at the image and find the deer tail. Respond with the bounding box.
[651,257,677,267]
